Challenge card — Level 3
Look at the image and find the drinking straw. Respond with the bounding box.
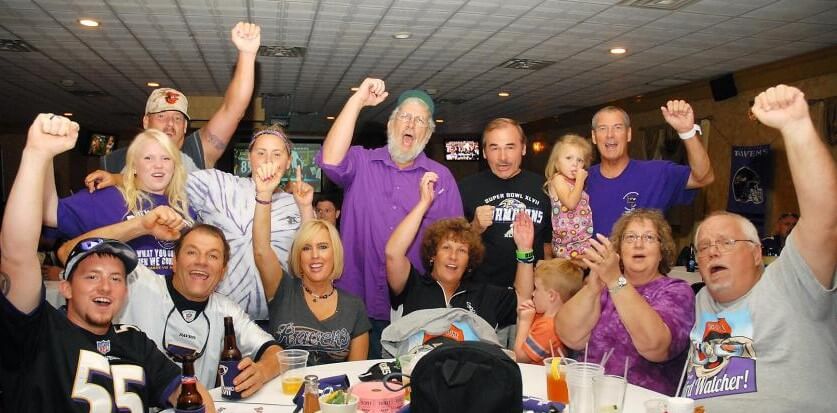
[549,339,555,358]
[675,348,691,396]
[623,357,630,381]
[600,348,615,368]
[584,341,588,364]
[556,346,566,360]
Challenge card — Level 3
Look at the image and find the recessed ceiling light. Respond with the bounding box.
[610,47,627,55]
[78,19,100,27]
[350,87,359,92]
[435,119,444,123]
[393,32,412,40]
[498,91,511,97]
[146,82,160,87]
[326,116,335,120]
[63,112,73,117]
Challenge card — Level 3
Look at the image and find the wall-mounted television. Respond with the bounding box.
[445,139,480,161]
[233,141,323,192]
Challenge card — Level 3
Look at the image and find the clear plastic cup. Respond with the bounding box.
[277,349,309,395]
[593,374,626,413]
[564,362,604,413]
[543,357,576,404]
[644,398,668,413]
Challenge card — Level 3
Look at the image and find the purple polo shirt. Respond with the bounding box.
[587,160,695,236]
[316,146,463,321]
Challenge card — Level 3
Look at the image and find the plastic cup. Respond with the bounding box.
[543,357,576,404]
[564,362,604,413]
[667,397,695,413]
[644,398,667,413]
[593,374,626,413]
[278,349,309,395]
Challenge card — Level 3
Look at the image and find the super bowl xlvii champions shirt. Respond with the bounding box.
[459,169,552,288]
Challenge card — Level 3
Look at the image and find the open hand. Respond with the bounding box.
[582,234,621,288]
[513,210,534,251]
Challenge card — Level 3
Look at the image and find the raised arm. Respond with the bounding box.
[1,114,78,313]
[57,206,186,265]
[199,22,260,168]
[321,78,388,165]
[385,172,437,295]
[288,166,315,222]
[751,85,837,287]
[512,211,535,301]
[661,100,714,189]
[252,161,285,301]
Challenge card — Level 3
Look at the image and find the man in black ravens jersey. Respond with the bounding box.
[0,114,216,413]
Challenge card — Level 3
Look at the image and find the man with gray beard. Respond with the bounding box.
[316,78,462,358]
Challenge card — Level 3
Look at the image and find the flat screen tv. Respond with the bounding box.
[88,133,116,156]
[445,139,480,161]
[233,141,323,192]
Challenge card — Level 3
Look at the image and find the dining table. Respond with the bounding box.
[204,358,666,413]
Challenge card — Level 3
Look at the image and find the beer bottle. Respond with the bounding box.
[218,316,243,400]
[302,375,321,413]
[686,243,697,272]
[176,356,205,412]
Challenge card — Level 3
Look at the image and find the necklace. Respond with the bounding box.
[303,284,335,302]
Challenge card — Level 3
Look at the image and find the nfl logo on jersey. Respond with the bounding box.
[96,339,111,355]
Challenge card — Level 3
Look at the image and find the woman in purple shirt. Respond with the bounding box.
[555,209,695,395]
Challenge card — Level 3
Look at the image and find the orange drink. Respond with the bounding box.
[543,357,575,404]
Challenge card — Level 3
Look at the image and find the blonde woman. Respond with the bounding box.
[44,129,194,276]
[252,159,370,364]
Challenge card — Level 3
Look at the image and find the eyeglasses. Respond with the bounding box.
[696,239,756,257]
[75,238,106,252]
[622,233,659,244]
[396,111,428,127]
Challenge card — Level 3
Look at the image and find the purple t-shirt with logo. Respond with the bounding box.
[57,186,195,277]
[585,276,695,395]
[588,160,694,236]
[316,146,463,321]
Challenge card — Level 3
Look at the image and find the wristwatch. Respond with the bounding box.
[608,275,628,295]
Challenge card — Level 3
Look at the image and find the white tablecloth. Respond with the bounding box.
[207,359,665,412]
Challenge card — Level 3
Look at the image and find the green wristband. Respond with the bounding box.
[516,249,535,264]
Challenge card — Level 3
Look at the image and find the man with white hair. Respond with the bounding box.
[681,85,836,412]
[316,78,463,357]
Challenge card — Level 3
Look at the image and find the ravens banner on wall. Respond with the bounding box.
[727,145,771,234]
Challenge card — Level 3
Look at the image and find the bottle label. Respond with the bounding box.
[175,407,205,413]
[218,360,242,400]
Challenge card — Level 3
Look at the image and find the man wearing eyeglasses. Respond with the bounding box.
[680,85,836,412]
[587,100,715,236]
[0,114,215,412]
[316,78,463,358]
[56,217,282,397]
